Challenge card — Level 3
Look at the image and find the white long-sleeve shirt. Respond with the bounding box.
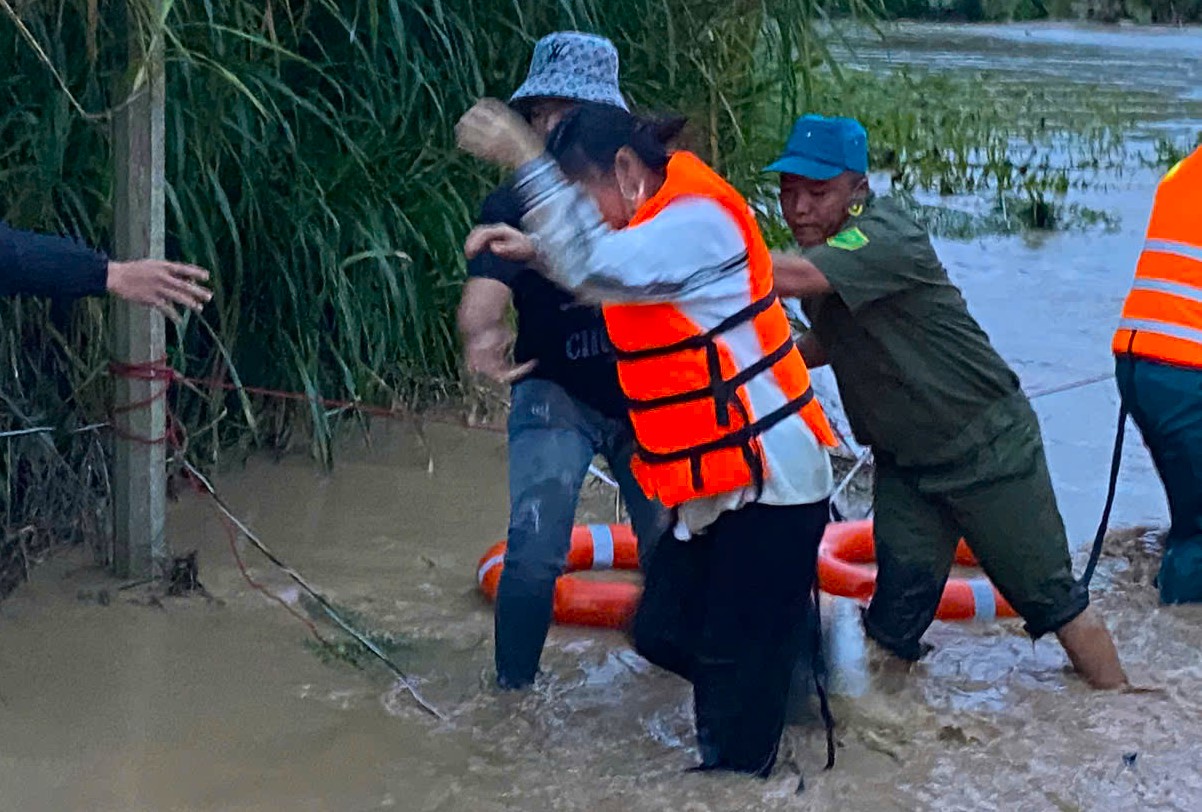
[512,156,833,537]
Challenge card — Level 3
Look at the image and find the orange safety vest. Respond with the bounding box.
[1113,147,1202,369]
[602,152,837,508]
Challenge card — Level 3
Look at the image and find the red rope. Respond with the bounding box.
[177,446,330,644]
[107,358,184,446]
[106,357,493,644]
[107,358,505,442]
[184,375,455,424]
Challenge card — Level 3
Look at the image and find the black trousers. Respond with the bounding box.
[633,500,829,776]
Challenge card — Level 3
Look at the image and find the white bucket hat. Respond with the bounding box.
[510,31,628,112]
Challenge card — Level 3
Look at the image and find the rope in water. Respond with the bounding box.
[181,460,447,721]
[85,356,452,720]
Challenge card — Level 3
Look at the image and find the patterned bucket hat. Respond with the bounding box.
[510,31,628,112]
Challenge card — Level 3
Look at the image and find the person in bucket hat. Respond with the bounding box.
[768,114,1128,690]
[457,32,666,690]
[509,31,628,115]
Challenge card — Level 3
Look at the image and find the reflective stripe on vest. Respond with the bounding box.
[1131,276,1202,303]
[602,152,837,508]
[1117,318,1202,346]
[1113,147,1202,369]
[1145,239,1202,265]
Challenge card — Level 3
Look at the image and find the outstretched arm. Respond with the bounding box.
[772,250,832,298]
[0,221,211,315]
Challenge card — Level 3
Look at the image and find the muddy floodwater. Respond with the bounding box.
[4,21,1202,812]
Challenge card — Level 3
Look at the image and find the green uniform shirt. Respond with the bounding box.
[800,196,1025,467]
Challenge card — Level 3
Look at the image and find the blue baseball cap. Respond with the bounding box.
[766,115,868,180]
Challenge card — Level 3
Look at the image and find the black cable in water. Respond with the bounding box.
[1080,402,1129,589]
[1083,337,1139,589]
[812,580,837,770]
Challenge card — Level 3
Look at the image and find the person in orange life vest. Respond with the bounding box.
[1113,146,1202,605]
[457,99,838,777]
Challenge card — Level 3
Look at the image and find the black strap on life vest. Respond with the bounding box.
[616,290,808,493]
[613,288,777,362]
[636,387,817,493]
[618,291,781,429]
[730,391,766,501]
[624,337,796,415]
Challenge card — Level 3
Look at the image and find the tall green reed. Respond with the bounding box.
[0,0,869,583]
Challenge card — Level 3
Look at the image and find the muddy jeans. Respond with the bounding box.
[1116,356,1202,604]
[495,378,668,689]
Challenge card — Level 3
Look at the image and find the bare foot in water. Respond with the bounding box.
[1056,608,1129,689]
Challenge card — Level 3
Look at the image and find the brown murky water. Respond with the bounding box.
[4,22,1202,812]
[3,422,1202,811]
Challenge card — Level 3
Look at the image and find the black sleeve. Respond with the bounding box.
[0,221,109,299]
[466,184,526,288]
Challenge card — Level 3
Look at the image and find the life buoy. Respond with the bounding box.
[477,524,641,629]
[817,519,1017,621]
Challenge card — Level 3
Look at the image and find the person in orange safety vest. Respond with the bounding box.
[602,149,838,509]
[457,99,837,777]
[1113,145,1202,604]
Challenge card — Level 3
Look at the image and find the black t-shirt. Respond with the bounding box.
[467,183,627,419]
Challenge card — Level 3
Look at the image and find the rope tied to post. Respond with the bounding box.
[108,357,183,447]
[104,355,447,721]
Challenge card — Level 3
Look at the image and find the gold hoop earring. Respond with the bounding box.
[848,202,864,217]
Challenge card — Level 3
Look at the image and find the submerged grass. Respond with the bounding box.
[804,65,1194,193]
[299,596,414,672]
[893,189,1121,238]
[783,64,1201,238]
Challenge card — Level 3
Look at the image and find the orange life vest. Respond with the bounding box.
[602,152,837,508]
[1113,147,1202,369]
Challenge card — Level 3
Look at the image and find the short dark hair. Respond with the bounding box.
[546,103,687,178]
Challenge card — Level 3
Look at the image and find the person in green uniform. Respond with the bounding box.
[768,115,1128,689]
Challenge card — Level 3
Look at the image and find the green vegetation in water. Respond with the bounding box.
[764,64,1197,239]
[298,596,413,672]
[804,66,1183,193]
[893,189,1120,238]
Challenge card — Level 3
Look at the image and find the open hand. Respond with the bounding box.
[464,224,537,263]
[106,259,212,320]
[456,99,544,169]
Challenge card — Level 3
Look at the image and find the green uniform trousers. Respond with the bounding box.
[864,402,1089,661]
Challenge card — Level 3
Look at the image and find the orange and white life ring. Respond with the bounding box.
[478,519,1017,628]
[817,519,1017,621]
[477,524,641,629]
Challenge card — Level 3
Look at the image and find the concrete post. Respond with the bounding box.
[111,0,168,579]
